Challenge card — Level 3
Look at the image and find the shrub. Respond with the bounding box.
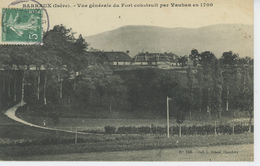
[117,126,137,134]
[113,124,254,136]
[48,112,62,126]
[138,126,151,135]
[170,126,179,135]
[104,126,116,134]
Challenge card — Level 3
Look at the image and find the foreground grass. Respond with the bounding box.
[0,105,254,160]
[13,144,254,161]
[0,133,253,160]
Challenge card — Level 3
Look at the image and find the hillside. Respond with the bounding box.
[84,24,253,58]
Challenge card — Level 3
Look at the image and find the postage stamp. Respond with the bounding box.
[1,8,42,44]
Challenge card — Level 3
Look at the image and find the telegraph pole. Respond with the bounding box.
[167,96,170,138]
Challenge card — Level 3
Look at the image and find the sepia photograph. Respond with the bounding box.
[0,0,255,162]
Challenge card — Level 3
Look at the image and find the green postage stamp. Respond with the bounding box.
[1,8,42,44]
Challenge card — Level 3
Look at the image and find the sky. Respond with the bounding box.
[0,0,254,36]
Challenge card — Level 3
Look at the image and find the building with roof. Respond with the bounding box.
[103,51,132,65]
[88,50,132,65]
[132,52,179,67]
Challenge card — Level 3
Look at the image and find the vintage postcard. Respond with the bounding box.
[0,0,255,162]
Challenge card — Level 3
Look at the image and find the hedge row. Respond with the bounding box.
[104,124,254,135]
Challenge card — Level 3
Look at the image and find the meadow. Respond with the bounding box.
[12,144,254,161]
[15,104,252,132]
[0,104,254,160]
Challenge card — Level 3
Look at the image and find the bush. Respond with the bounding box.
[104,126,116,134]
[79,124,255,136]
[115,124,254,136]
[170,126,179,135]
[48,112,62,126]
[117,126,138,134]
[138,126,151,134]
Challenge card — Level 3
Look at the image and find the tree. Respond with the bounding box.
[0,45,12,68]
[0,46,12,104]
[43,25,89,73]
[72,34,89,72]
[39,49,62,105]
[87,51,108,65]
[45,74,60,105]
[172,85,191,137]
[220,51,239,67]
[186,66,194,120]
[234,66,253,132]
[238,57,251,66]
[0,45,37,105]
[125,74,141,112]
[211,60,223,120]
[220,51,239,112]
[24,70,38,104]
[195,67,203,120]
[198,51,217,119]
[178,56,188,67]
[73,74,95,108]
[106,75,127,112]
[80,64,125,107]
[189,49,200,66]
[0,25,92,108]
[176,109,185,137]
[155,72,179,98]
[30,46,44,101]
[199,51,216,75]
[42,25,90,105]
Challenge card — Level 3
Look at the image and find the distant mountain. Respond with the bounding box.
[84,24,253,58]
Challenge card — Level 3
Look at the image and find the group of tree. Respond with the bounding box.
[0,25,253,133]
[0,24,125,112]
[184,49,253,132]
[170,49,253,136]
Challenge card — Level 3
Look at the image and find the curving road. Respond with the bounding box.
[4,102,98,135]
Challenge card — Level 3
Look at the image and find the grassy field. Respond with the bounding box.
[12,144,254,161]
[15,102,253,131]
[0,104,254,161]
[16,109,253,132]
[0,133,253,160]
